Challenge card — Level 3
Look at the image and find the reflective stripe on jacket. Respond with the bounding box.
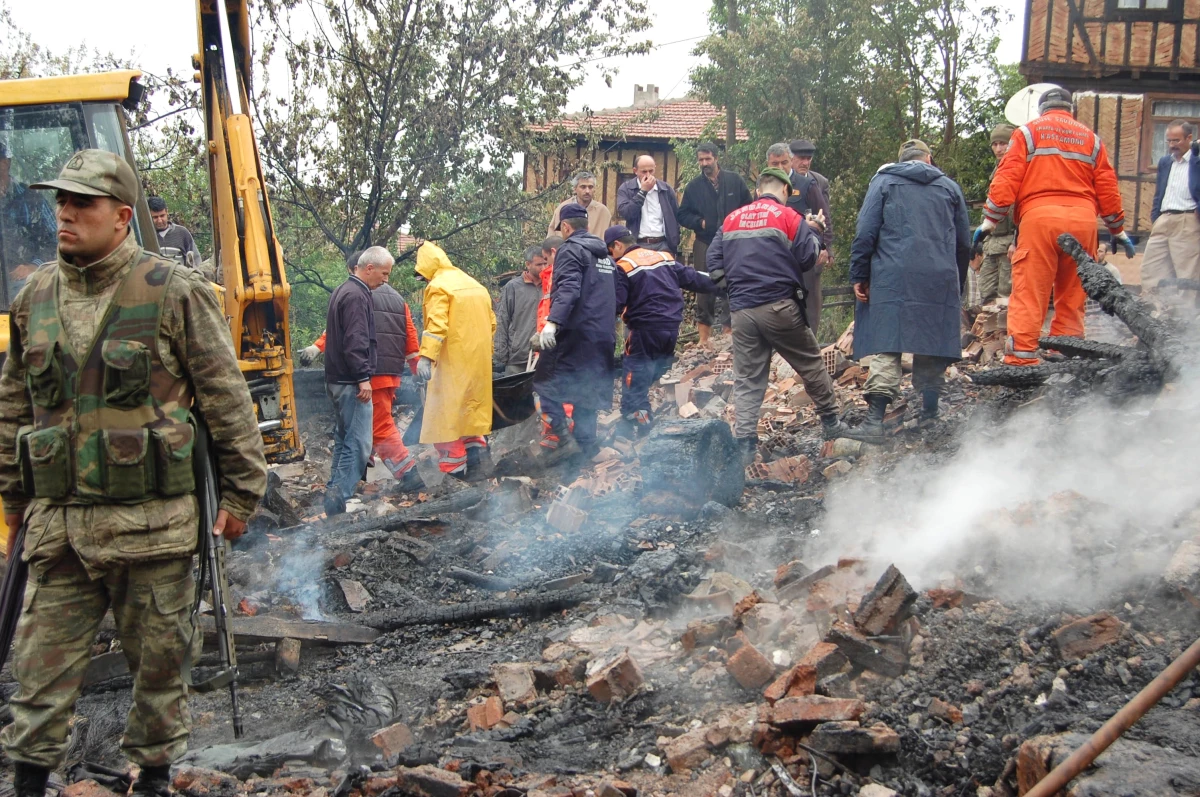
[984,109,1125,235]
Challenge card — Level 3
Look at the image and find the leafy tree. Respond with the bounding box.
[253,0,651,291]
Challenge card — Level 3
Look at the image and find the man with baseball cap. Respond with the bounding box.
[0,149,267,797]
[980,86,1131,366]
[706,167,849,464]
[533,203,616,461]
[605,224,717,436]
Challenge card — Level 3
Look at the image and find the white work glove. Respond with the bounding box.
[539,322,558,351]
[416,356,433,382]
[298,344,321,365]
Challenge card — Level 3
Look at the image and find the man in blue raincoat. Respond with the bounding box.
[533,202,617,460]
[847,139,971,441]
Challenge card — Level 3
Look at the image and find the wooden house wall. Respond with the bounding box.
[1025,0,1200,74]
[522,142,686,231]
[1074,91,1157,233]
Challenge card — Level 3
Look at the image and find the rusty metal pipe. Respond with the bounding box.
[1024,634,1200,797]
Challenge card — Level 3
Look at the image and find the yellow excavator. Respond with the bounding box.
[0,1,304,538]
[0,0,305,542]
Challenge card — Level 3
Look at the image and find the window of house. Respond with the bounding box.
[1146,98,1200,166]
[1116,0,1169,8]
[1106,0,1181,18]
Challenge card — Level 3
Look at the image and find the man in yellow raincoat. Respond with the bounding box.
[414,242,497,479]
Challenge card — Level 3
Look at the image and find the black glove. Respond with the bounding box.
[972,241,984,259]
[709,268,725,288]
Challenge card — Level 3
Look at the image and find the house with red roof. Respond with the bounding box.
[525,84,748,230]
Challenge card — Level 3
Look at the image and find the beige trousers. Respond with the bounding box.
[1140,212,1200,288]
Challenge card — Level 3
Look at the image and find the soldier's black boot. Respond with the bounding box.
[820,413,851,440]
[132,764,171,797]
[736,436,758,466]
[849,394,889,444]
[14,761,50,797]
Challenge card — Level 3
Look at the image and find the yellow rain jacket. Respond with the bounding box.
[415,243,496,444]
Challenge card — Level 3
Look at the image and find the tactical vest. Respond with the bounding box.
[17,254,196,503]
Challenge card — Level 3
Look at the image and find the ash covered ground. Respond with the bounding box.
[12,291,1200,797]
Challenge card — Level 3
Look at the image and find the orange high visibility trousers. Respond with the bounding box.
[371,386,416,477]
[1005,204,1099,365]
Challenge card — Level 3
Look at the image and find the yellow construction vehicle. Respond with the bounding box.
[0,2,305,540]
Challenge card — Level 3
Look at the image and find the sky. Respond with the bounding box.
[10,0,1028,115]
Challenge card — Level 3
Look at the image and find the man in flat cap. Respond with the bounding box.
[0,149,267,796]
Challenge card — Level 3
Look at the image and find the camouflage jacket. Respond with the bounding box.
[0,233,266,564]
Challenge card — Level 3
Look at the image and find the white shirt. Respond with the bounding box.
[640,186,666,237]
[1162,149,1196,213]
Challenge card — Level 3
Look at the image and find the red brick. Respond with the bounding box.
[774,560,811,588]
[742,602,788,646]
[364,776,400,796]
[768,695,866,726]
[733,590,764,618]
[826,622,906,677]
[725,641,775,690]
[370,721,415,758]
[763,664,817,704]
[680,615,733,651]
[586,649,645,703]
[665,727,711,772]
[171,767,241,796]
[807,721,900,754]
[394,765,472,797]
[467,695,505,731]
[797,641,851,681]
[62,782,118,797]
[1052,612,1126,660]
[491,662,538,706]
[928,698,963,724]
[854,564,917,636]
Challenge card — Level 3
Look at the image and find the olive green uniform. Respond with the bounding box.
[0,230,267,769]
[979,164,1015,304]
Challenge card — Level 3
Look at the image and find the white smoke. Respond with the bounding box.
[813,326,1200,608]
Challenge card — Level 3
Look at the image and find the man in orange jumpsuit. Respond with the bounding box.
[980,86,1135,366]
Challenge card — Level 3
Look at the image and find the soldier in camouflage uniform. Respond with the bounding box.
[0,150,268,796]
[972,124,1017,305]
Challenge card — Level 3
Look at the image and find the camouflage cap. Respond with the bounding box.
[30,149,139,207]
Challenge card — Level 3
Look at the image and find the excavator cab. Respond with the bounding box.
[0,71,155,315]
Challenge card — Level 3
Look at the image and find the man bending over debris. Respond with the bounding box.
[706,167,849,464]
[414,242,496,480]
[605,224,717,436]
[533,203,616,462]
[847,139,971,440]
[0,150,267,796]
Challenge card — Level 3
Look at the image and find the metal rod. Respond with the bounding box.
[1025,634,1200,797]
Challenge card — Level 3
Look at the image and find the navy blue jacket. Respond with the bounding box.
[614,245,716,329]
[706,196,822,314]
[324,275,376,384]
[617,178,681,254]
[1192,146,1200,208]
[536,230,616,409]
[849,161,970,360]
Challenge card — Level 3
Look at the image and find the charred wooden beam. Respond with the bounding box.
[364,585,599,630]
[970,359,1109,388]
[1038,336,1140,360]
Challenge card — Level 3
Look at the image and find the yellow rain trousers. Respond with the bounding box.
[415,243,496,444]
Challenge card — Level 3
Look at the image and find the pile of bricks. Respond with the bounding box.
[962,303,1008,364]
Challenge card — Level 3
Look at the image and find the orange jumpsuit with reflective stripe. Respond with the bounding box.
[984,109,1125,365]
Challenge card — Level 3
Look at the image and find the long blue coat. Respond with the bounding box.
[848,161,970,360]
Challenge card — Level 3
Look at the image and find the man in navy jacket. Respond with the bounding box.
[617,155,681,255]
[606,224,717,435]
[534,203,617,460]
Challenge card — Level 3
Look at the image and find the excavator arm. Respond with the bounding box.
[194,0,303,462]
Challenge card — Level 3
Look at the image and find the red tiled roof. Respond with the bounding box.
[529,98,748,143]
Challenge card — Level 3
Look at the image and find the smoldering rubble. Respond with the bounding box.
[29,272,1200,797]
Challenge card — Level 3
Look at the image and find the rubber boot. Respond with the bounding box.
[737,436,758,466]
[919,390,939,427]
[464,447,495,482]
[395,465,425,492]
[820,414,851,440]
[13,762,50,797]
[132,764,171,797]
[849,394,889,444]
